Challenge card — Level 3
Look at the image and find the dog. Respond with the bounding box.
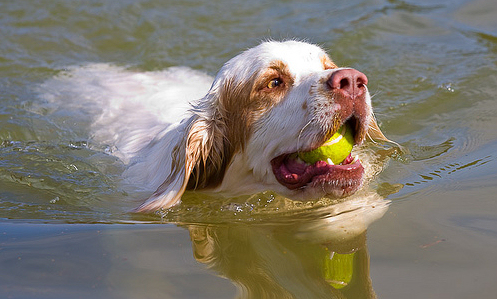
[123,40,391,212]
[40,40,391,213]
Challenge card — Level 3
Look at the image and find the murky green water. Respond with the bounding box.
[1,0,497,298]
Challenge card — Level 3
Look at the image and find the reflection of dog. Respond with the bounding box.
[41,40,392,212]
[186,193,388,298]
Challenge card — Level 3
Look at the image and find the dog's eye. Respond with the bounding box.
[267,78,283,89]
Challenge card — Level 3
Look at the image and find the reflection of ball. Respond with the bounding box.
[298,124,354,165]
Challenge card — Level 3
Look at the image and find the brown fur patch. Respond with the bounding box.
[321,54,337,70]
[185,115,231,189]
[186,73,260,190]
[186,60,295,190]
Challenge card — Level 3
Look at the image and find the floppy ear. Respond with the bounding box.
[366,116,405,152]
[133,165,189,213]
[133,76,255,213]
[366,117,391,143]
[131,124,191,213]
[133,113,231,213]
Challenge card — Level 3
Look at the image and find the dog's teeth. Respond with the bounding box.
[296,156,305,164]
[327,158,334,165]
[352,155,359,163]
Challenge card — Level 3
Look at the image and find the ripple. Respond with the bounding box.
[402,137,455,162]
[452,215,497,237]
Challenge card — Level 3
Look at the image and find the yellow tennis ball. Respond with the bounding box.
[298,124,354,165]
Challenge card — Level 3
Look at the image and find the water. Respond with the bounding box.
[1,0,497,298]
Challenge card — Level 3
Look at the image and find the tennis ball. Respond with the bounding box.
[298,124,354,165]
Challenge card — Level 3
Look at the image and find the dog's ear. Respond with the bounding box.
[366,117,406,153]
[133,77,258,213]
[132,130,190,213]
[133,114,232,213]
[133,166,188,213]
[367,117,391,143]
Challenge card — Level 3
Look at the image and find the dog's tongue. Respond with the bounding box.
[285,157,308,174]
[271,154,364,191]
[270,156,328,189]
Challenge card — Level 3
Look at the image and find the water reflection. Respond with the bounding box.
[183,193,388,299]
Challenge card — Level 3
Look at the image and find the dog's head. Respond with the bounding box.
[135,40,390,212]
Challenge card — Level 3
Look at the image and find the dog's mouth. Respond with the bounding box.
[270,118,365,198]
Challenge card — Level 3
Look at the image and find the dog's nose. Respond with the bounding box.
[327,69,368,100]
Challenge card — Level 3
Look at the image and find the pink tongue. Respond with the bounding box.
[285,157,307,174]
[271,153,365,191]
[271,156,334,189]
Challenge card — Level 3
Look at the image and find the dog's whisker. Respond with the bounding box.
[297,120,313,153]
